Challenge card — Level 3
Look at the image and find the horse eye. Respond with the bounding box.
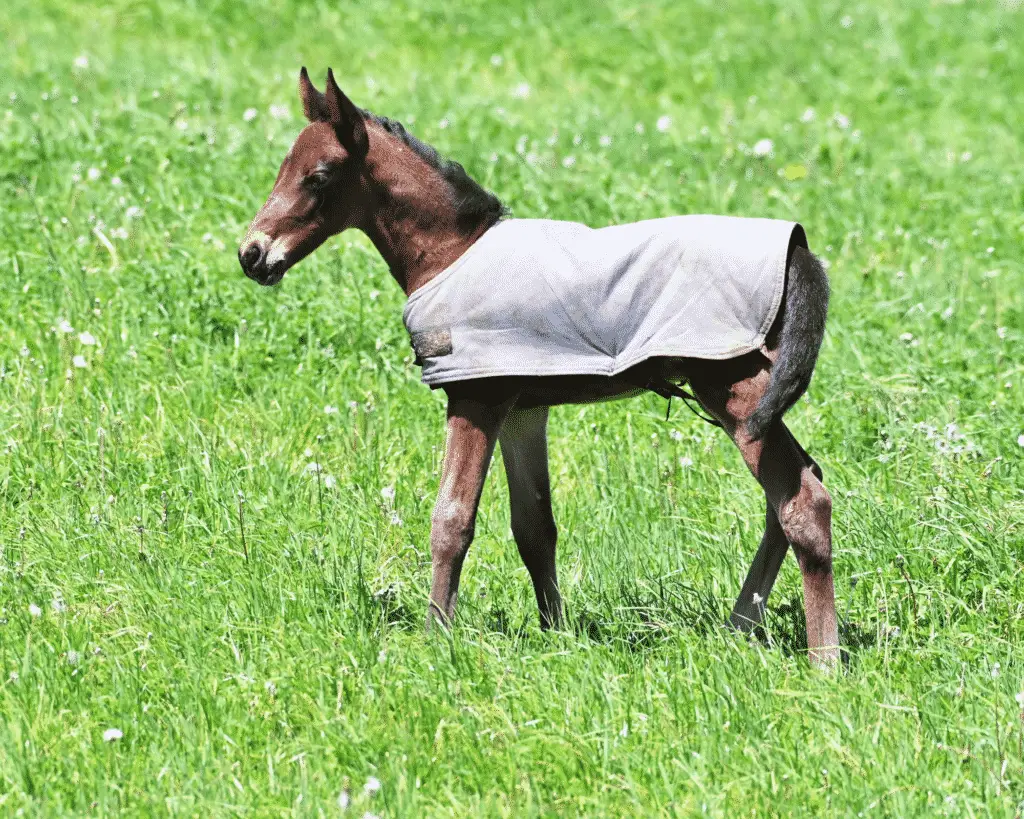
[306,171,331,189]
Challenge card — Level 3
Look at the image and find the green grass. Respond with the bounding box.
[1,0,1023,814]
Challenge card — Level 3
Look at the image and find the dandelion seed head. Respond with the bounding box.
[752,138,774,157]
[29,603,42,617]
[243,107,258,122]
[79,331,97,346]
[102,728,123,742]
[656,115,672,132]
[364,776,382,796]
[87,167,101,181]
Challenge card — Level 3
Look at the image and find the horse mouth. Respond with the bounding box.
[245,262,287,287]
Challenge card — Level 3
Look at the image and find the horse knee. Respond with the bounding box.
[778,475,832,572]
[431,501,475,563]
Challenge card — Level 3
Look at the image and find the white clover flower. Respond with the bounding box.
[73,355,88,368]
[634,122,645,134]
[264,680,277,696]
[598,135,612,147]
[338,790,351,810]
[57,318,75,333]
[490,54,503,67]
[996,327,1007,339]
[389,512,402,527]
[368,289,380,300]
[269,104,290,120]
[512,82,530,99]
[800,108,816,123]
[669,429,683,441]
[840,15,853,28]
[243,108,258,122]
[125,206,142,219]
[991,662,1000,678]
[380,486,395,501]
[752,592,764,605]
[364,776,382,796]
[1017,434,1024,448]
[561,156,576,168]
[438,117,450,129]
[67,650,81,666]
[679,456,693,468]
[323,475,336,490]
[103,728,123,742]
[87,167,101,181]
[51,598,67,613]
[29,603,42,617]
[656,115,672,132]
[305,461,321,474]
[79,331,97,346]
[752,138,774,157]
[1016,692,1024,707]
[324,405,339,414]
[833,112,850,129]
[74,55,90,69]
[110,176,122,186]
[111,227,129,240]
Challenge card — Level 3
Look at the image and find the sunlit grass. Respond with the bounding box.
[1,0,1022,815]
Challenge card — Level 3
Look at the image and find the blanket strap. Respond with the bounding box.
[644,379,722,428]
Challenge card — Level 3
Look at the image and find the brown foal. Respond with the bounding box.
[239,69,840,668]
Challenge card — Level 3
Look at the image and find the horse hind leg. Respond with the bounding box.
[728,426,824,632]
[690,363,839,669]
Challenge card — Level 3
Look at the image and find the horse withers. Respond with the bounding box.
[239,68,839,668]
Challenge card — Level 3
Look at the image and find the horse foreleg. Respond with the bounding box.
[427,393,514,628]
[499,406,563,630]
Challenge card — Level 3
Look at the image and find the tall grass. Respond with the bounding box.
[0,0,1022,814]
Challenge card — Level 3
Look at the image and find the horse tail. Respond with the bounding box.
[746,243,830,441]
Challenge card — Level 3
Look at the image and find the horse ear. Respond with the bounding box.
[325,68,368,158]
[299,66,329,122]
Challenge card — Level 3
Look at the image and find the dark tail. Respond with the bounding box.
[746,244,830,441]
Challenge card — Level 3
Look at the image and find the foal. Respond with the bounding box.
[239,69,839,668]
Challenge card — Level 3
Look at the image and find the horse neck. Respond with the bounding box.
[358,132,483,296]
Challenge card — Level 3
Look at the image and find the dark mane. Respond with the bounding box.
[364,111,507,235]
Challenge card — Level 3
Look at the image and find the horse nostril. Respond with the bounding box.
[239,243,263,272]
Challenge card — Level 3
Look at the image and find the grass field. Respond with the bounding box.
[1,0,1023,814]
